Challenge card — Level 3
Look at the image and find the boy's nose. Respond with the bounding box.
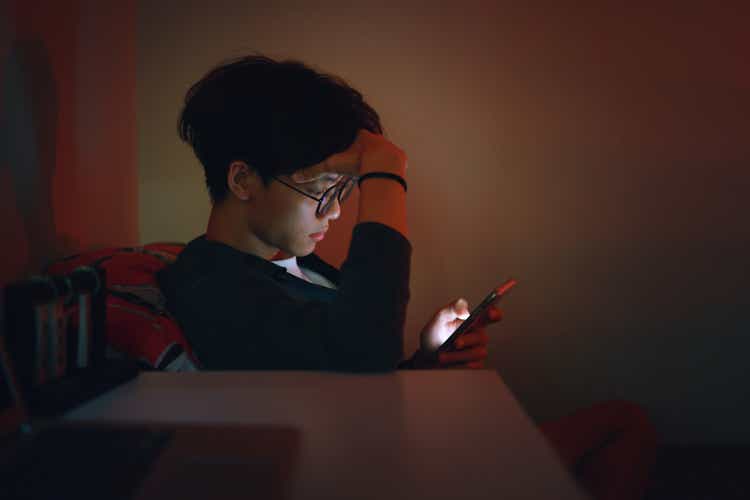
[322,197,342,221]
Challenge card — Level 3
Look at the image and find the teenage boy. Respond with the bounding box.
[158,55,658,500]
[158,55,493,371]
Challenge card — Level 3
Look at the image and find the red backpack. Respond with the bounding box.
[45,243,200,371]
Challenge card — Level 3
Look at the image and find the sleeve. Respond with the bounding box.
[175,223,411,372]
[397,350,436,370]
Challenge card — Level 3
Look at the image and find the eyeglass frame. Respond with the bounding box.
[271,175,357,217]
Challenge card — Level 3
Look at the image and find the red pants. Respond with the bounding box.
[539,400,660,500]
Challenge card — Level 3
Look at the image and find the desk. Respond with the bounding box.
[65,370,589,500]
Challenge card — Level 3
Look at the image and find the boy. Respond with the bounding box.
[158,55,657,500]
[158,55,492,371]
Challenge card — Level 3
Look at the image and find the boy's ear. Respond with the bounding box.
[226,161,260,201]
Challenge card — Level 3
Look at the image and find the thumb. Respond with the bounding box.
[451,298,470,320]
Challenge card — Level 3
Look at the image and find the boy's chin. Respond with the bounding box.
[287,241,316,257]
[300,243,317,256]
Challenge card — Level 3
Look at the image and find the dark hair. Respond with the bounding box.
[178,54,383,203]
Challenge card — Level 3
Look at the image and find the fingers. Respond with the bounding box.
[478,305,503,325]
[292,133,365,182]
[322,139,364,175]
[445,304,503,335]
[453,330,489,350]
[439,327,491,368]
[357,129,407,175]
[293,129,407,183]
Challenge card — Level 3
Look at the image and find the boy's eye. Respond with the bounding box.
[310,184,334,197]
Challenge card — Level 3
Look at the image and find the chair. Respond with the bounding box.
[44,243,200,372]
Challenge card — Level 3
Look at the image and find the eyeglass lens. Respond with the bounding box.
[318,178,354,216]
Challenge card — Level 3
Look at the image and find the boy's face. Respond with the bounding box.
[248,172,343,257]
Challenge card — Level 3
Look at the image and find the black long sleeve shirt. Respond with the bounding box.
[157,222,412,372]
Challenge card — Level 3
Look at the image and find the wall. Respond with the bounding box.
[137,1,749,444]
[0,0,138,286]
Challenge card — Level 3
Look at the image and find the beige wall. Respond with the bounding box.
[0,0,138,285]
[137,2,750,443]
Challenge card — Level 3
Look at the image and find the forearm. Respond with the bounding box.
[356,173,408,240]
[331,222,410,371]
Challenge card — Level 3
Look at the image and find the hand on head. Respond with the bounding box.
[291,129,407,183]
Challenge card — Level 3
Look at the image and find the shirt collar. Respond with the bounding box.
[192,235,290,279]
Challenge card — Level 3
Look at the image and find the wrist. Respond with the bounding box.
[358,172,407,192]
[359,164,406,178]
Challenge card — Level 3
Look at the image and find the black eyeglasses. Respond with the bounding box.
[272,175,356,217]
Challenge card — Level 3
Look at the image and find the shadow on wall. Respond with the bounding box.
[0,40,76,283]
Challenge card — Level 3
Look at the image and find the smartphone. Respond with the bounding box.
[436,278,518,353]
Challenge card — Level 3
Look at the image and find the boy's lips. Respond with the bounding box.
[309,229,327,241]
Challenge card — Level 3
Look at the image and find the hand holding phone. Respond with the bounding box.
[436,278,517,353]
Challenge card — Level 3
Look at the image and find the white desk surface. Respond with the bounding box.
[65,369,589,500]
